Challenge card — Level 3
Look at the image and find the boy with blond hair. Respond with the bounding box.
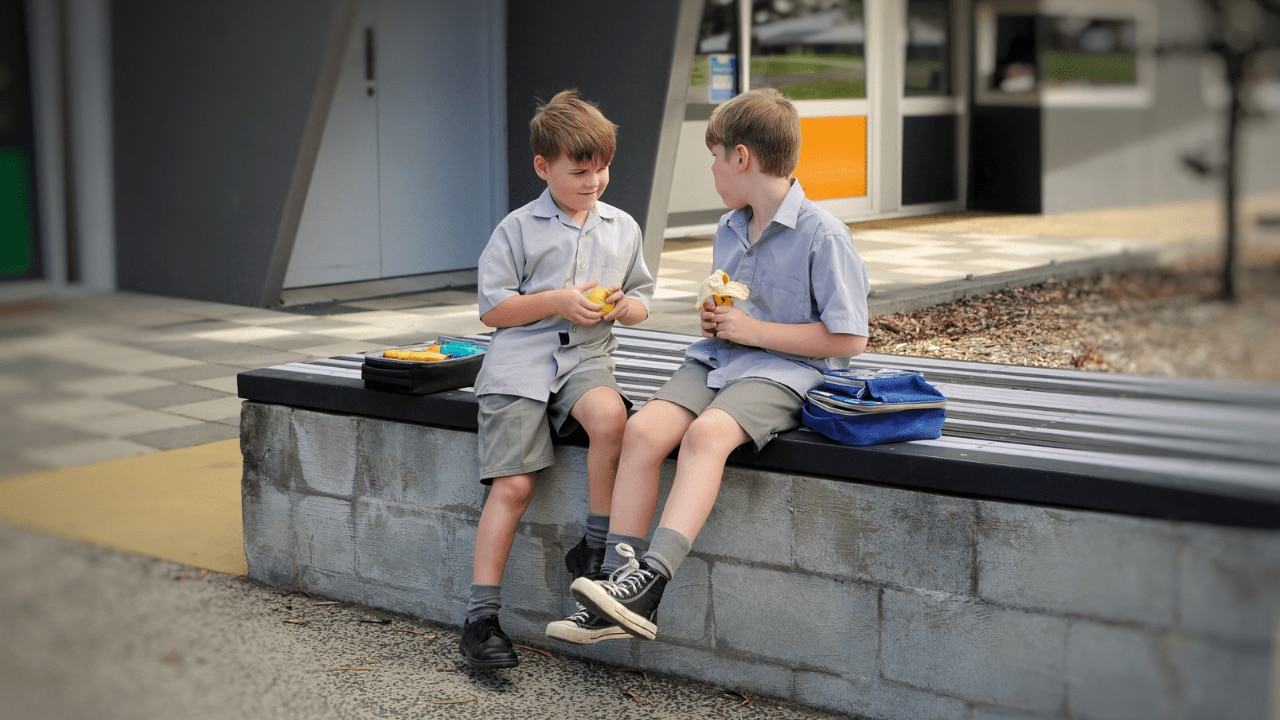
[461,89,653,667]
[549,88,868,643]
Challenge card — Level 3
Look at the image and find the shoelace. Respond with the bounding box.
[565,604,594,624]
[602,543,651,599]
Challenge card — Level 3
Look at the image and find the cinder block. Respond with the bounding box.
[356,420,482,510]
[352,498,469,598]
[969,707,1053,720]
[241,482,298,589]
[240,403,297,491]
[696,468,796,568]
[882,588,1068,714]
[1179,523,1280,645]
[977,502,1176,627]
[1178,633,1274,719]
[794,671,971,720]
[294,495,356,588]
[711,562,878,676]
[653,555,713,646]
[1065,621,1181,720]
[515,451,592,528]
[631,642,796,704]
[292,411,360,497]
[793,478,974,594]
[493,530,560,616]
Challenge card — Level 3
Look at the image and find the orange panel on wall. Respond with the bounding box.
[795,116,867,200]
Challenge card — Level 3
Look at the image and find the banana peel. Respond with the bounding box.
[696,270,750,309]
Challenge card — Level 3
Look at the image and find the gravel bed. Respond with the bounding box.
[869,253,1280,384]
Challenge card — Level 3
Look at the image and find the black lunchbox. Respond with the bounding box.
[361,339,485,395]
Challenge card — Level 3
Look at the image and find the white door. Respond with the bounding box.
[285,0,500,289]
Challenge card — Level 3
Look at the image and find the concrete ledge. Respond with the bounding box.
[241,401,1280,718]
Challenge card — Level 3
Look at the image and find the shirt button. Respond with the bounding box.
[571,327,578,333]
[746,250,754,257]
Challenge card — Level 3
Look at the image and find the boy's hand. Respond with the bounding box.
[558,282,606,326]
[702,303,756,345]
[599,286,633,323]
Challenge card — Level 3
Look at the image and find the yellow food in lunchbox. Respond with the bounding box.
[383,348,449,362]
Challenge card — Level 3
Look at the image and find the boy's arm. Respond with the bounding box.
[481,282,611,329]
[703,305,867,357]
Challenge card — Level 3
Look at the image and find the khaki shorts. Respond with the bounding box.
[477,368,629,483]
[652,359,804,452]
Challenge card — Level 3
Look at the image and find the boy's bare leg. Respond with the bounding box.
[609,399,694,538]
[656,409,750,544]
[471,473,536,586]
[570,386,629,516]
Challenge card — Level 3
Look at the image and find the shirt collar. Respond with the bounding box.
[532,187,615,225]
[725,178,805,242]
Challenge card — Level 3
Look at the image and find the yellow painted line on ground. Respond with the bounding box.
[0,439,246,576]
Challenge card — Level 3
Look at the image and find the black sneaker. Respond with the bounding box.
[545,604,629,645]
[570,543,667,640]
[563,535,605,580]
[459,614,518,669]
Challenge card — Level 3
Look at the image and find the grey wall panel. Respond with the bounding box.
[969,105,1041,213]
[113,1,340,306]
[505,0,699,277]
[902,114,958,206]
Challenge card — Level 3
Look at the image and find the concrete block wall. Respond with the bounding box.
[241,402,1280,719]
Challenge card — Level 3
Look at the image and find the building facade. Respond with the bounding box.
[3,0,1278,307]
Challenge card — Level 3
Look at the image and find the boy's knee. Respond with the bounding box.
[490,473,536,507]
[683,412,743,453]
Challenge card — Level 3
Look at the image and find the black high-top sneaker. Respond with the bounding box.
[459,614,518,669]
[563,535,605,579]
[545,594,630,645]
[570,544,666,640]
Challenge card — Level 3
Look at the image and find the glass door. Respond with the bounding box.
[666,0,967,235]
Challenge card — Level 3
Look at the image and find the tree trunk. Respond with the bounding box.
[1223,53,1244,302]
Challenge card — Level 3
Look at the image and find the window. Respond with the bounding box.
[750,0,866,100]
[688,0,869,105]
[976,0,1154,107]
[688,0,740,105]
[905,0,952,96]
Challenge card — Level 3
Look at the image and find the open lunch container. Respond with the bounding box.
[361,337,485,395]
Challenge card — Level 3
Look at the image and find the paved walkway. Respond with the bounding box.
[1,194,1277,718]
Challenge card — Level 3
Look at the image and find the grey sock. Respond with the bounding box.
[585,513,609,551]
[643,526,692,580]
[602,532,647,575]
[465,584,501,624]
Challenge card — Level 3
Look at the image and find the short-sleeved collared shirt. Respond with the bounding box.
[475,189,654,401]
[685,180,869,397]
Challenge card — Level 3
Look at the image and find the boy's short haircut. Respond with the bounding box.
[704,88,801,178]
[529,88,618,166]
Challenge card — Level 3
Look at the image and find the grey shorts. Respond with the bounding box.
[477,367,629,483]
[652,359,805,452]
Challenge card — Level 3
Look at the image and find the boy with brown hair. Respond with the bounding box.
[550,88,868,642]
[461,89,653,667]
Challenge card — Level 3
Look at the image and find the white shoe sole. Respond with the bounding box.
[570,577,657,640]
[545,619,630,645]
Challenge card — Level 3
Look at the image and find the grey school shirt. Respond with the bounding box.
[474,188,654,402]
[685,179,869,398]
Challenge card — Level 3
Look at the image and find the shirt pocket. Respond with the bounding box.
[749,271,808,322]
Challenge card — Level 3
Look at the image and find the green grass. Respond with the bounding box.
[1041,50,1136,84]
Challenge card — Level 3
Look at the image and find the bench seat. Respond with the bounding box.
[237,326,1280,529]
